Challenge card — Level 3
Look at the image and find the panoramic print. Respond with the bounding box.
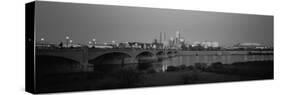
[28,1,273,93]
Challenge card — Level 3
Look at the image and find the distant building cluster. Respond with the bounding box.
[191,41,219,48]
[231,43,271,50]
[167,31,185,49]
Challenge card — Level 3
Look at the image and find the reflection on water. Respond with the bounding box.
[153,55,273,72]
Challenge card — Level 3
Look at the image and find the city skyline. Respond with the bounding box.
[35,1,273,47]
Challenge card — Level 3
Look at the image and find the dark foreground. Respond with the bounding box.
[36,60,273,93]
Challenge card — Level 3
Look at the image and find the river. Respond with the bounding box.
[152,55,273,72]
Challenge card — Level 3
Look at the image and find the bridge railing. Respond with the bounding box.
[37,47,179,52]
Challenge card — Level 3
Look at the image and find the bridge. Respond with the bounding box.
[36,47,178,72]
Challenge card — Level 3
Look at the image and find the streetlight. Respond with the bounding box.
[40,38,45,46]
[112,40,117,48]
[65,36,70,48]
[92,38,96,45]
[88,41,92,48]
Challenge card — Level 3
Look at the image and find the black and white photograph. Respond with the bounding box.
[24,0,274,94]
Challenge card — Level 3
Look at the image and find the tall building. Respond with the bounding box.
[153,38,158,44]
[162,32,169,48]
[176,31,180,39]
[160,32,162,44]
[169,37,174,48]
[164,32,166,41]
[175,31,181,44]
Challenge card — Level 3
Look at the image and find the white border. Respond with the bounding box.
[0,0,280,95]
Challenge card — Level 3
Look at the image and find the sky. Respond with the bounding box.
[35,1,273,47]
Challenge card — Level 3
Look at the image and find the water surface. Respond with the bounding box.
[153,55,273,72]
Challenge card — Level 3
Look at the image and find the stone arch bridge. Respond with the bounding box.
[36,48,178,70]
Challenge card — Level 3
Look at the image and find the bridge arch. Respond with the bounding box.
[88,50,132,61]
[167,51,173,55]
[136,51,154,58]
[88,52,132,72]
[156,51,165,56]
[88,52,132,64]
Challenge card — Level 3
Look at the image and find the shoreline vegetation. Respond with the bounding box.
[36,59,273,93]
[177,50,273,56]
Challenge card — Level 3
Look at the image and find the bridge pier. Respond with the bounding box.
[80,47,93,72]
[123,57,138,64]
[81,64,94,72]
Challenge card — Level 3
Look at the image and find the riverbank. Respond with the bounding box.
[139,70,256,86]
[178,50,273,56]
[139,60,273,86]
[35,60,273,93]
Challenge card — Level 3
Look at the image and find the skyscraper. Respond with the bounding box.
[176,31,181,44]
[160,32,162,44]
[164,32,166,41]
[176,31,180,39]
